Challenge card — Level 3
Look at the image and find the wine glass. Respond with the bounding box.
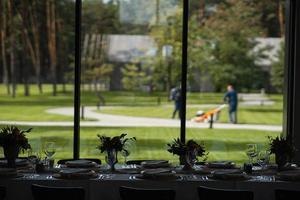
[122,140,135,166]
[44,142,56,159]
[121,150,130,165]
[27,149,40,178]
[257,150,270,170]
[246,144,258,164]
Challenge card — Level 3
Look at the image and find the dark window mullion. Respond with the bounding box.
[180,0,189,144]
[74,0,82,160]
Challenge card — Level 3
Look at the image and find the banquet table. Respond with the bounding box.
[0,173,300,200]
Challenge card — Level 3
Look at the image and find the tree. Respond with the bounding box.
[122,64,146,91]
[17,0,43,94]
[7,0,17,98]
[271,42,285,92]
[0,0,10,95]
[196,0,266,92]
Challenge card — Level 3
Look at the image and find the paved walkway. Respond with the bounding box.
[0,93,281,131]
[0,106,282,132]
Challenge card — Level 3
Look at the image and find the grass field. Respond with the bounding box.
[0,84,283,125]
[0,84,283,165]
[3,126,279,165]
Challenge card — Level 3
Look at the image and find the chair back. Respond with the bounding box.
[198,186,253,200]
[120,186,175,200]
[57,158,101,165]
[32,184,85,200]
[275,189,300,200]
[0,186,6,200]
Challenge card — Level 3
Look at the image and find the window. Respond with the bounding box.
[186,0,285,164]
[80,0,182,163]
[0,0,75,160]
[1,0,299,164]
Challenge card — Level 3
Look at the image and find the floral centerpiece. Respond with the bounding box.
[167,138,208,170]
[0,126,32,168]
[97,133,136,171]
[268,136,296,170]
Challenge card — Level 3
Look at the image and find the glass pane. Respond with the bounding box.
[186,0,284,165]
[81,0,183,164]
[0,0,75,161]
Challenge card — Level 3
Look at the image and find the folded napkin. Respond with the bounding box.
[207,161,236,169]
[140,168,176,180]
[59,168,92,175]
[65,160,97,168]
[57,168,96,179]
[141,160,170,168]
[142,168,173,175]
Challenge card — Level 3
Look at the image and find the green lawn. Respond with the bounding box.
[0,84,283,165]
[5,126,280,165]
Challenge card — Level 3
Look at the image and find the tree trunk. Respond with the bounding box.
[0,0,11,95]
[8,0,16,98]
[278,0,284,37]
[31,0,43,94]
[198,0,206,26]
[20,51,30,96]
[47,0,57,96]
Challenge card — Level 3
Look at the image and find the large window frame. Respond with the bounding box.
[284,0,300,163]
[72,0,300,161]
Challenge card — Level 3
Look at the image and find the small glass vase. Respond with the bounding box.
[105,149,118,171]
[275,154,288,171]
[3,145,20,168]
[181,150,197,171]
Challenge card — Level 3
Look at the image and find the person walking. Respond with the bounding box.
[170,87,182,119]
[224,85,238,124]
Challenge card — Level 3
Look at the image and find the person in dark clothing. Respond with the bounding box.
[170,87,182,119]
[224,85,238,124]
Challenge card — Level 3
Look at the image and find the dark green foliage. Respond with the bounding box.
[271,42,285,92]
[0,126,32,151]
[268,136,296,159]
[167,138,207,157]
[97,133,136,153]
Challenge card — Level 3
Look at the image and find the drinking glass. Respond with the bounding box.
[121,140,135,165]
[44,142,56,159]
[27,149,40,178]
[121,150,130,164]
[257,150,270,170]
[246,144,258,164]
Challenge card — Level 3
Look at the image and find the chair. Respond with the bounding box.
[197,186,253,200]
[32,184,85,200]
[275,189,300,200]
[0,186,6,200]
[120,186,175,200]
[57,158,101,165]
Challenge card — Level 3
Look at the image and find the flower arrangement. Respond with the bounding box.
[97,133,136,171]
[268,136,296,170]
[97,133,136,153]
[0,126,31,151]
[167,138,208,170]
[0,126,32,167]
[167,138,206,157]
